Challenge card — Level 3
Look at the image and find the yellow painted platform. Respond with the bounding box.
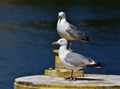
[14,74,120,89]
[53,50,62,68]
[44,68,84,78]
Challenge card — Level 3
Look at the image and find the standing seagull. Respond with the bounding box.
[57,12,91,42]
[52,38,105,80]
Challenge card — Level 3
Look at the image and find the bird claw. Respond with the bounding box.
[65,77,76,81]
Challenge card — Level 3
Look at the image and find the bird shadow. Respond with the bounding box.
[65,77,104,81]
[76,78,103,81]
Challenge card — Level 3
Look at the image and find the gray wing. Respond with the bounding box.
[66,24,86,40]
[65,52,94,67]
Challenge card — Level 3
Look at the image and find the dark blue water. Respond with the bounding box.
[0,6,120,89]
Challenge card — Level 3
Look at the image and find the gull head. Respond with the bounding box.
[52,38,68,46]
[58,12,66,20]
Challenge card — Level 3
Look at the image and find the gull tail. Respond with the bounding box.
[86,62,105,68]
[81,36,92,42]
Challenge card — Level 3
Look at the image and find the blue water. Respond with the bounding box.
[0,6,120,89]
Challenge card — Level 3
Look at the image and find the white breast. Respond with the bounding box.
[57,20,74,40]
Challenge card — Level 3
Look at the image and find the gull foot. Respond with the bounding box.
[65,77,76,81]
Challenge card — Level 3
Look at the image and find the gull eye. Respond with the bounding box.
[61,40,63,42]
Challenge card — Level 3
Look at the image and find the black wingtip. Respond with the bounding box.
[81,36,92,42]
[94,62,105,68]
[86,62,105,68]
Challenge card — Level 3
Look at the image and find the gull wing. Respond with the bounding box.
[66,24,91,41]
[64,52,94,67]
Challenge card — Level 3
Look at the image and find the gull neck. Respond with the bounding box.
[59,45,67,54]
[58,18,66,24]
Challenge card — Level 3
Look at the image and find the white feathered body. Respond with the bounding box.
[58,45,83,69]
[57,18,75,40]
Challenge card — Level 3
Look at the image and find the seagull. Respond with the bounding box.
[57,11,91,42]
[52,38,105,80]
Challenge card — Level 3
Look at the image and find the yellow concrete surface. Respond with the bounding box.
[44,68,84,78]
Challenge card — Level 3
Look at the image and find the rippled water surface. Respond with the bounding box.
[0,6,120,89]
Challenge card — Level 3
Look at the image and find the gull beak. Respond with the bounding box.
[52,42,58,45]
[58,16,61,20]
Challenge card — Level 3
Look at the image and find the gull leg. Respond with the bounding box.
[71,69,76,80]
[68,42,72,50]
[68,69,76,80]
[71,69,74,78]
